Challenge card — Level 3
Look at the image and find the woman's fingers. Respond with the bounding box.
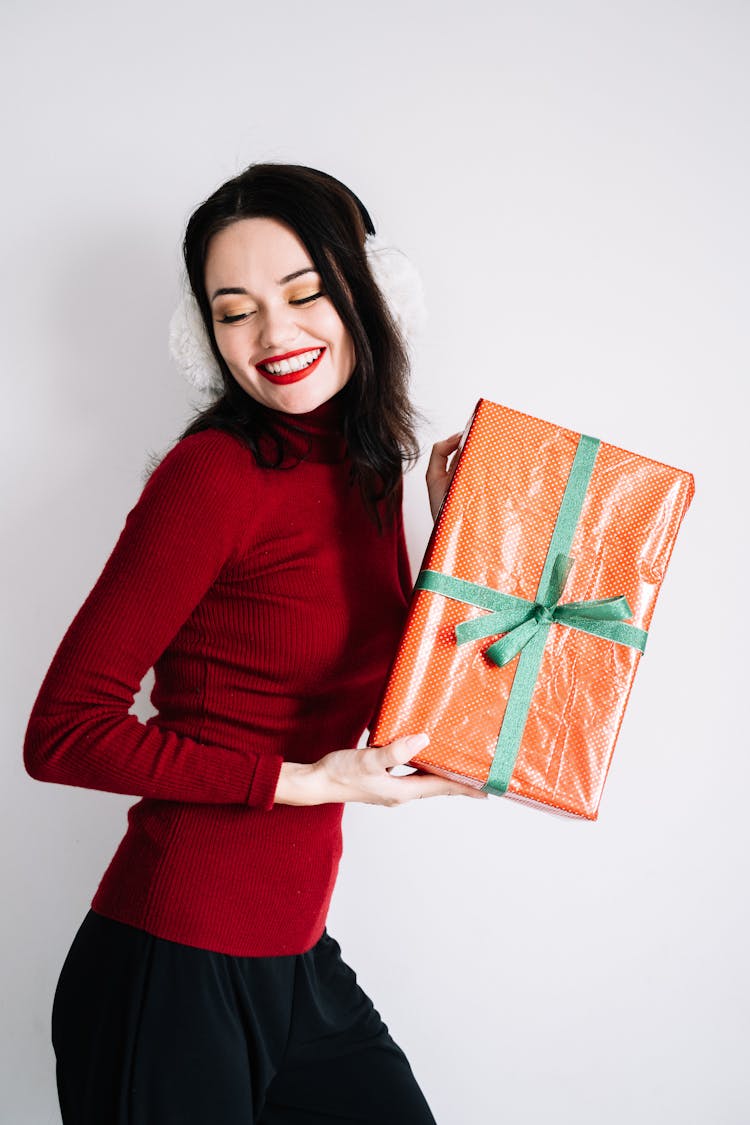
[425,432,463,521]
[379,732,431,766]
[397,772,488,800]
[316,735,489,805]
[425,432,463,485]
[373,734,489,802]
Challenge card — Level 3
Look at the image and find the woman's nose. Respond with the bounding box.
[259,303,300,352]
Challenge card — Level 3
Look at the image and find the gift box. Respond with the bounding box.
[368,398,695,819]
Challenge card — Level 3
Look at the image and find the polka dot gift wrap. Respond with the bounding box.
[368,399,695,820]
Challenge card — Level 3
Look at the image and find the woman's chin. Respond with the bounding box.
[237,371,349,414]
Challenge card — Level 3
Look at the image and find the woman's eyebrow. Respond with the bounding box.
[210,266,319,303]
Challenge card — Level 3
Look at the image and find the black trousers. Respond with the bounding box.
[52,911,438,1125]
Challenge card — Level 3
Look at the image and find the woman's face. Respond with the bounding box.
[204,216,356,414]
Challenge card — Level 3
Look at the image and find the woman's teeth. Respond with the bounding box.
[260,348,322,375]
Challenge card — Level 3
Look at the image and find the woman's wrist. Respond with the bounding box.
[273,761,323,807]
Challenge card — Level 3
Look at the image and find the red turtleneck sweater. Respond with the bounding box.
[23,392,413,955]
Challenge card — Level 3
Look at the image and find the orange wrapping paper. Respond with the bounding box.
[368,399,695,819]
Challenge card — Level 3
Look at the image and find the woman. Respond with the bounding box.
[24,162,486,1125]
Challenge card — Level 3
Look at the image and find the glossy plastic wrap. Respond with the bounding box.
[368,399,695,819]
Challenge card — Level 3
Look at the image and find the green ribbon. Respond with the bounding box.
[414,433,649,796]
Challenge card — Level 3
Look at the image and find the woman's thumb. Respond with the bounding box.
[389,732,430,764]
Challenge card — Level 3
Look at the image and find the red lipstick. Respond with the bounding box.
[255,347,326,385]
[260,346,320,364]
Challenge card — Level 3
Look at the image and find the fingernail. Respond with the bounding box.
[406,733,430,751]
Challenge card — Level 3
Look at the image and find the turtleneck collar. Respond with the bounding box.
[255,386,350,465]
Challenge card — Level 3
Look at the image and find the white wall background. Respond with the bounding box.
[2,1,747,1122]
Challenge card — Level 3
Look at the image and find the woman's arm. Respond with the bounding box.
[23,430,283,812]
[274,736,488,805]
[425,431,462,521]
[270,456,488,810]
[395,476,414,602]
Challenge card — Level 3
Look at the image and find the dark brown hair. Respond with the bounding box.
[174,162,425,528]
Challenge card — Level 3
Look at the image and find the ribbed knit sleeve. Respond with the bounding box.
[395,479,414,603]
[365,480,413,736]
[23,430,283,810]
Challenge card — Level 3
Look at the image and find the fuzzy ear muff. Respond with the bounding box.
[363,233,429,361]
[168,270,225,396]
[167,236,429,395]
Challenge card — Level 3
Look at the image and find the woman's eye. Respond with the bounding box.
[217,291,325,323]
[218,310,256,324]
[290,291,325,305]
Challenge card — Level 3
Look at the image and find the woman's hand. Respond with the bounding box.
[426,432,463,521]
[274,734,489,807]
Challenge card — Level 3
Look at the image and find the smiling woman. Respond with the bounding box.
[24,161,480,1125]
[172,162,426,527]
[205,216,356,412]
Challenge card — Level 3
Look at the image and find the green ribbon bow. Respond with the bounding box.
[413,432,649,796]
[456,551,643,665]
